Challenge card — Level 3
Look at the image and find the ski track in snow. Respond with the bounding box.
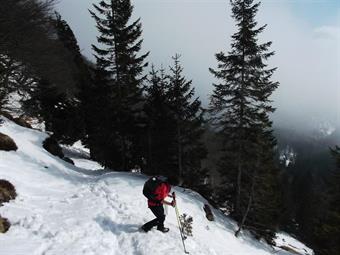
[0,117,311,255]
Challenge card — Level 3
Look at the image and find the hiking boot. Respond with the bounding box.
[141,225,150,233]
[157,227,169,233]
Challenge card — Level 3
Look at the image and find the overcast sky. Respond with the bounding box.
[55,0,340,130]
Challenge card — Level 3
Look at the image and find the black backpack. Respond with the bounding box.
[143,177,163,201]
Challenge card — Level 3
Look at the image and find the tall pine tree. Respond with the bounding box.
[89,0,149,170]
[0,55,23,110]
[167,55,208,189]
[43,13,91,144]
[209,0,280,242]
[312,146,340,255]
[144,66,173,175]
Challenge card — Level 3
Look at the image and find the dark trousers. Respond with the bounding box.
[143,205,165,231]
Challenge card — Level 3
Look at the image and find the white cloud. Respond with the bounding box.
[314,26,340,41]
[55,0,340,129]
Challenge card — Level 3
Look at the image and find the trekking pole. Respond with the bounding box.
[173,192,189,254]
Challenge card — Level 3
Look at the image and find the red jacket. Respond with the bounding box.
[148,183,171,207]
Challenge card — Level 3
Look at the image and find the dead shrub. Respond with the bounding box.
[0,133,18,151]
[0,180,17,204]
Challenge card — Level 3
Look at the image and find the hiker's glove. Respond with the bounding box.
[171,200,176,207]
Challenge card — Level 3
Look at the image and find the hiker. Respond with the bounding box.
[141,176,176,233]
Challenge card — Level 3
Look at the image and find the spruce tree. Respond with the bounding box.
[167,54,208,189]
[0,55,19,110]
[144,66,173,175]
[0,54,36,112]
[209,0,280,242]
[89,0,149,170]
[29,80,84,144]
[85,69,118,165]
[312,146,340,255]
[1,0,80,94]
[46,13,92,144]
[22,13,95,145]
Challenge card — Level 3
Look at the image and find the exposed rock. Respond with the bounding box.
[0,216,10,233]
[203,204,214,221]
[0,111,32,128]
[0,133,17,151]
[0,180,17,205]
[14,116,32,129]
[63,157,74,165]
[43,137,64,158]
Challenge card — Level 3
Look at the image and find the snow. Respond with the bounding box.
[275,233,314,255]
[0,117,313,255]
[311,120,337,139]
[317,121,336,137]
[61,141,103,171]
[279,146,297,167]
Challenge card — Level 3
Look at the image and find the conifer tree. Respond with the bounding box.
[45,13,91,144]
[209,0,280,242]
[0,55,22,110]
[1,0,79,94]
[3,13,87,144]
[89,0,149,170]
[144,66,173,175]
[312,146,340,255]
[167,55,208,188]
[28,80,84,144]
[85,69,118,165]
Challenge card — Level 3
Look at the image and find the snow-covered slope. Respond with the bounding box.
[0,117,313,255]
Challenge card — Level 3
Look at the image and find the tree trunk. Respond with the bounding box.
[121,135,127,171]
[235,156,242,216]
[177,120,183,184]
[235,45,245,216]
[235,168,256,237]
[147,124,153,173]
